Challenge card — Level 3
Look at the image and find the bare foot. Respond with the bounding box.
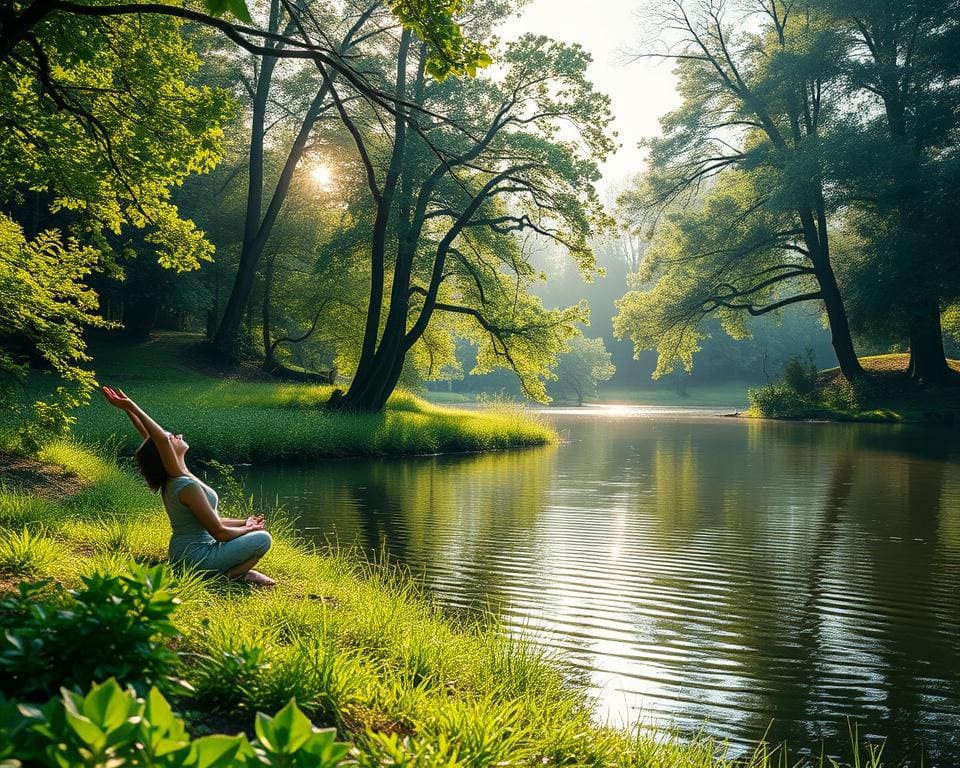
[242,570,276,587]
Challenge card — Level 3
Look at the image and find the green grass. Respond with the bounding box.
[747,354,960,423]
[0,442,909,767]
[593,383,751,408]
[46,333,555,462]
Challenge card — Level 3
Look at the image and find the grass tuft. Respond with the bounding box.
[0,525,65,577]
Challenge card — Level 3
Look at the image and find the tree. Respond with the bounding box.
[615,0,863,380]
[548,335,616,406]
[0,221,106,450]
[0,9,231,446]
[209,0,384,361]
[1,0,489,83]
[328,26,615,411]
[817,0,960,382]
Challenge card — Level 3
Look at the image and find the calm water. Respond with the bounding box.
[241,408,960,763]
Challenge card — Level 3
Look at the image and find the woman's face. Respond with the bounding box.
[167,431,189,456]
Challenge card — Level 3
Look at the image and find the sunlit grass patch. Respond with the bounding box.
[0,526,66,578]
[62,333,556,462]
[749,353,960,423]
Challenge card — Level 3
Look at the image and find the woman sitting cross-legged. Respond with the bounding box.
[102,386,275,586]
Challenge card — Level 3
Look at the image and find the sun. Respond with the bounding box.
[309,162,334,191]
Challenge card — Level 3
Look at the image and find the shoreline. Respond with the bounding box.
[0,441,929,766]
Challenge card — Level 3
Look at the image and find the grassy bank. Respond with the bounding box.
[747,354,960,423]
[39,333,555,462]
[0,442,811,768]
[593,384,750,409]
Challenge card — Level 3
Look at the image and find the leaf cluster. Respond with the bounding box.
[1,679,351,767]
[0,563,182,701]
[0,215,108,451]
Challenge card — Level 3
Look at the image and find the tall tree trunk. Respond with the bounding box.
[337,31,414,411]
[817,263,863,380]
[212,10,278,361]
[907,293,951,383]
[337,322,407,411]
[351,29,412,387]
[262,251,277,371]
[878,64,950,382]
[798,204,864,380]
[211,0,337,362]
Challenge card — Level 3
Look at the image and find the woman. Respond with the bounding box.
[102,386,275,586]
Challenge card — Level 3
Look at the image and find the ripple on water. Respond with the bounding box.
[242,412,960,764]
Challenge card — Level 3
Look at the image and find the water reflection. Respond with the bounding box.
[242,414,960,763]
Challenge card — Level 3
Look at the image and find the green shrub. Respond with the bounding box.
[781,348,818,396]
[0,562,183,700]
[2,678,352,767]
[748,351,828,417]
[822,376,887,412]
[189,645,269,714]
[747,382,816,417]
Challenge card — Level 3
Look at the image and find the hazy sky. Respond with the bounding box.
[500,0,680,192]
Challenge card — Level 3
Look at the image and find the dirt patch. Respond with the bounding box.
[0,451,89,500]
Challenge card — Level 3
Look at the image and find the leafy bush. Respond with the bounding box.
[748,350,821,417]
[0,562,183,700]
[1,678,351,767]
[781,348,818,396]
[747,382,816,417]
[189,645,269,714]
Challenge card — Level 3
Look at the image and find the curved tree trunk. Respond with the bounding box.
[799,202,864,381]
[815,261,863,380]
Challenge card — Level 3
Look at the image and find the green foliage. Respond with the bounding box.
[0,563,183,700]
[389,0,492,79]
[547,334,616,404]
[0,217,109,451]
[747,381,818,418]
[782,349,818,396]
[330,20,614,410]
[1,13,229,269]
[1,8,231,449]
[190,645,269,714]
[1,679,351,767]
[748,351,822,417]
[613,3,852,380]
[255,699,351,765]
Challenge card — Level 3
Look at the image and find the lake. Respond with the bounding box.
[241,408,960,763]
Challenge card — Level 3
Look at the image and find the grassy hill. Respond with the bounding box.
[57,332,555,462]
[749,353,960,423]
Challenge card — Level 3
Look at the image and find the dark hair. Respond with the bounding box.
[135,439,168,493]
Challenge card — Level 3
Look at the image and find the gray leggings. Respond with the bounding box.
[171,531,272,574]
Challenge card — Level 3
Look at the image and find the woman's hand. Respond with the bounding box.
[246,515,265,530]
[102,386,136,412]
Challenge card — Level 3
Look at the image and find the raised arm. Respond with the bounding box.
[178,483,265,542]
[124,407,149,439]
[101,387,180,476]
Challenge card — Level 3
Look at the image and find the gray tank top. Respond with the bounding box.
[163,475,218,541]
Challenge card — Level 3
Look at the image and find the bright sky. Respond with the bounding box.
[499,0,681,193]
